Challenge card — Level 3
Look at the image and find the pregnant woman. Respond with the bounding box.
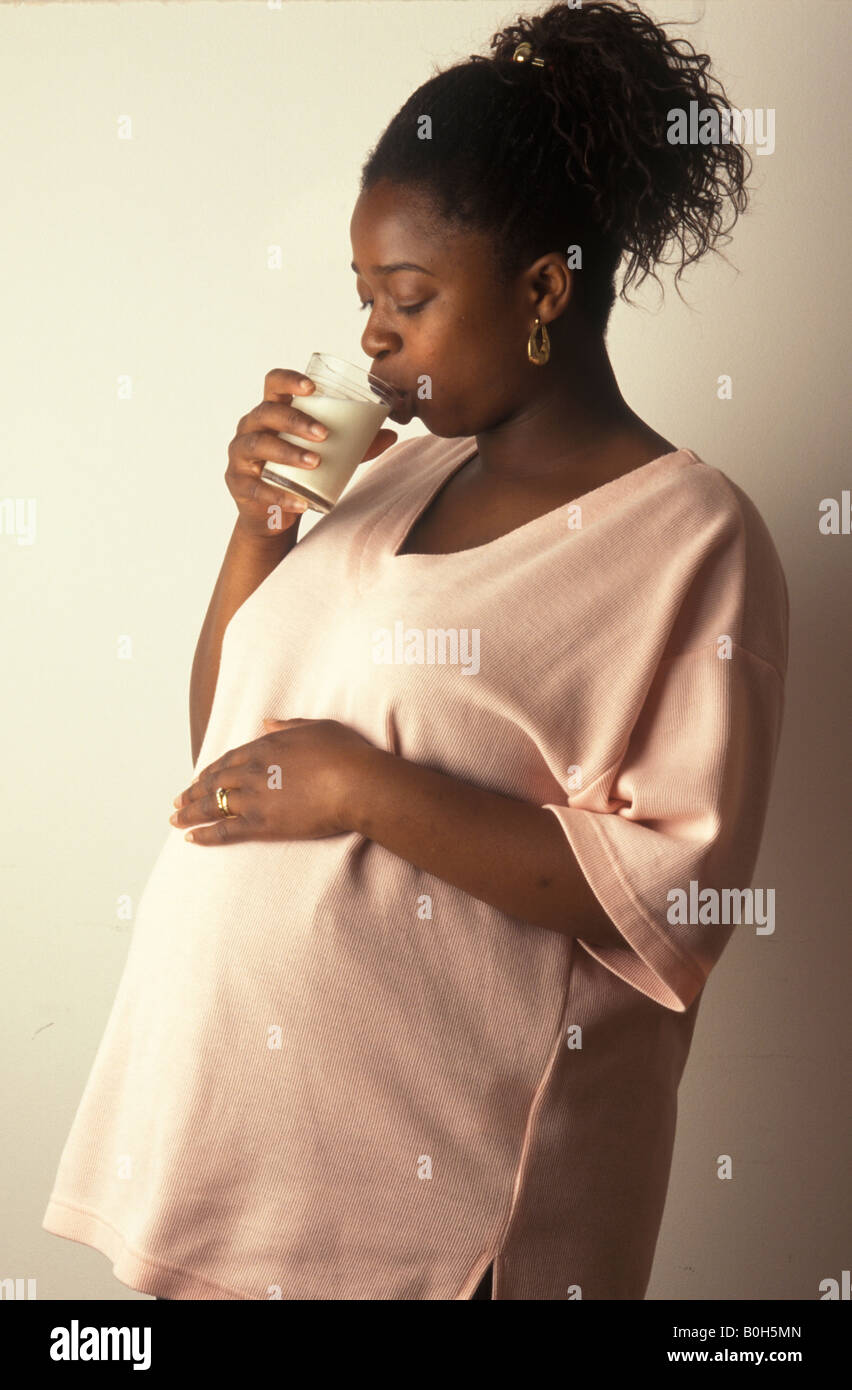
[42,1,788,1300]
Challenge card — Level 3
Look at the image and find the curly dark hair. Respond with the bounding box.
[359,0,752,332]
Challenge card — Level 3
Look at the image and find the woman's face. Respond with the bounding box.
[350,178,550,437]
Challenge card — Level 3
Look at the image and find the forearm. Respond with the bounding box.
[347,748,626,947]
[189,519,300,765]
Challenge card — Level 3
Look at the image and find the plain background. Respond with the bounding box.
[1,0,849,1301]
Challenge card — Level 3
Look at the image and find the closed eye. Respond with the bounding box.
[358,299,426,316]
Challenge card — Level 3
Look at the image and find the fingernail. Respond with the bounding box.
[302,451,321,466]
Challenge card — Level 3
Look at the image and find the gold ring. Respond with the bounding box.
[215,786,235,818]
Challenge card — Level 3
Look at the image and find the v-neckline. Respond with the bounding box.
[388,440,698,561]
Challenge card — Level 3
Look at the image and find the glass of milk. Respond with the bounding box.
[260,353,398,513]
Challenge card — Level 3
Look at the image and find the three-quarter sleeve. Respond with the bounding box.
[543,642,786,1011]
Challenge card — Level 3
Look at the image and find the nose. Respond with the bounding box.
[359,312,401,366]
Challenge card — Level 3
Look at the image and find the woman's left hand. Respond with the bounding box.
[170,717,375,844]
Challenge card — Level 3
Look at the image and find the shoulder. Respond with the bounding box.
[663,451,790,680]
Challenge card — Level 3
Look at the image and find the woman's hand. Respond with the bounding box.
[170,717,377,843]
[227,368,398,543]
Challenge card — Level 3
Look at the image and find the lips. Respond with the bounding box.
[370,378,414,423]
[389,392,416,425]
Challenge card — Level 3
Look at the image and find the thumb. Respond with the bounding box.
[362,427,398,463]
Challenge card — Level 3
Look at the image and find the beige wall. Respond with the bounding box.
[2,0,848,1301]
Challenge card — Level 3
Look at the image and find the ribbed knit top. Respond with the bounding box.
[42,434,789,1299]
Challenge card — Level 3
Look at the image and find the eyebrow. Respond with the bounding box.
[350,260,436,277]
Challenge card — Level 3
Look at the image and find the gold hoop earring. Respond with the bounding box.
[527,316,550,366]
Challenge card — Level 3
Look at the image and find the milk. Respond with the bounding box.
[261,392,389,512]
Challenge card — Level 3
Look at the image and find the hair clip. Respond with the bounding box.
[512,41,548,69]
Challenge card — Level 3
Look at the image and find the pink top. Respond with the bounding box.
[42,434,789,1299]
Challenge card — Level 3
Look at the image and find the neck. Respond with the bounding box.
[473,333,670,485]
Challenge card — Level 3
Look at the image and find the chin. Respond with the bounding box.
[410,405,467,438]
[389,396,417,426]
